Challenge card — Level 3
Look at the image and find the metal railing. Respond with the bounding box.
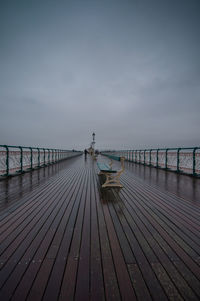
[102,147,200,177]
[0,145,82,178]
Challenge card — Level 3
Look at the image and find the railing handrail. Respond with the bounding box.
[106,147,200,151]
[0,144,81,152]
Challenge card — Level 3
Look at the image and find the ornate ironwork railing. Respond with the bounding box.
[0,145,82,178]
[102,147,200,177]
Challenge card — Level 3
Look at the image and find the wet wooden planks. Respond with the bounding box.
[0,155,200,300]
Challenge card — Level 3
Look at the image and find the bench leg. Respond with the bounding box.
[102,172,123,188]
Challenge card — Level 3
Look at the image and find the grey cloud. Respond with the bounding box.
[0,0,200,149]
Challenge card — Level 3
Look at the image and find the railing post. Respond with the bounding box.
[37,148,40,168]
[139,150,141,164]
[177,148,181,173]
[4,145,9,176]
[193,147,197,176]
[29,147,33,170]
[53,149,55,162]
[156,149,159,168]
[48,149,50,164]
[19,146,23,173]
[149,149,152,166]
[165,148,169,169]
[144,150,146,165]
[43,148,45,166]
[51,149,53,163]
[55,149,58,162]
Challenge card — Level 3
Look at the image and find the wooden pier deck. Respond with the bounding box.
[0,155,200,301]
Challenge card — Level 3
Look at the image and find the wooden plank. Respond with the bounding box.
[42,170,87,301]
[107,193,135,264]
[0,172,69,241]
[0,164,75,227]
[123,169,200,220]
[119,178,200,298]
[106,193,168,300]
[89,169,105,301]
[93,173,121,301]
[117,190,198,300]
[102,199,137,300]
[0,157,80,214]
[10,168,84,301]
[74,170,91,300]
[0,168,83,300]
[0,173,69,264]
[132,177,200,231]
[128,263,152,301]
[122,174,200,251]
[27,168,85,301]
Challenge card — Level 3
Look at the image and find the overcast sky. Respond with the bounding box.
[0,0,199,150]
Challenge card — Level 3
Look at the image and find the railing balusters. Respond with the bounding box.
[0,145,82,178]
[102,146,200,177]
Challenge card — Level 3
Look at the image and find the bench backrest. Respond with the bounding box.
[107,155,121,161]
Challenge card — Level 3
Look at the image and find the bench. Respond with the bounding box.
[97,155,125,188]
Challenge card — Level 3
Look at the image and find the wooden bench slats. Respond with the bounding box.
[97,162,117,173]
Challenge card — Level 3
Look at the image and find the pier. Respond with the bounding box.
[0,153,200,300]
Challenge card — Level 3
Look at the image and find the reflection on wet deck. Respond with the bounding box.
[125,160,200,202]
